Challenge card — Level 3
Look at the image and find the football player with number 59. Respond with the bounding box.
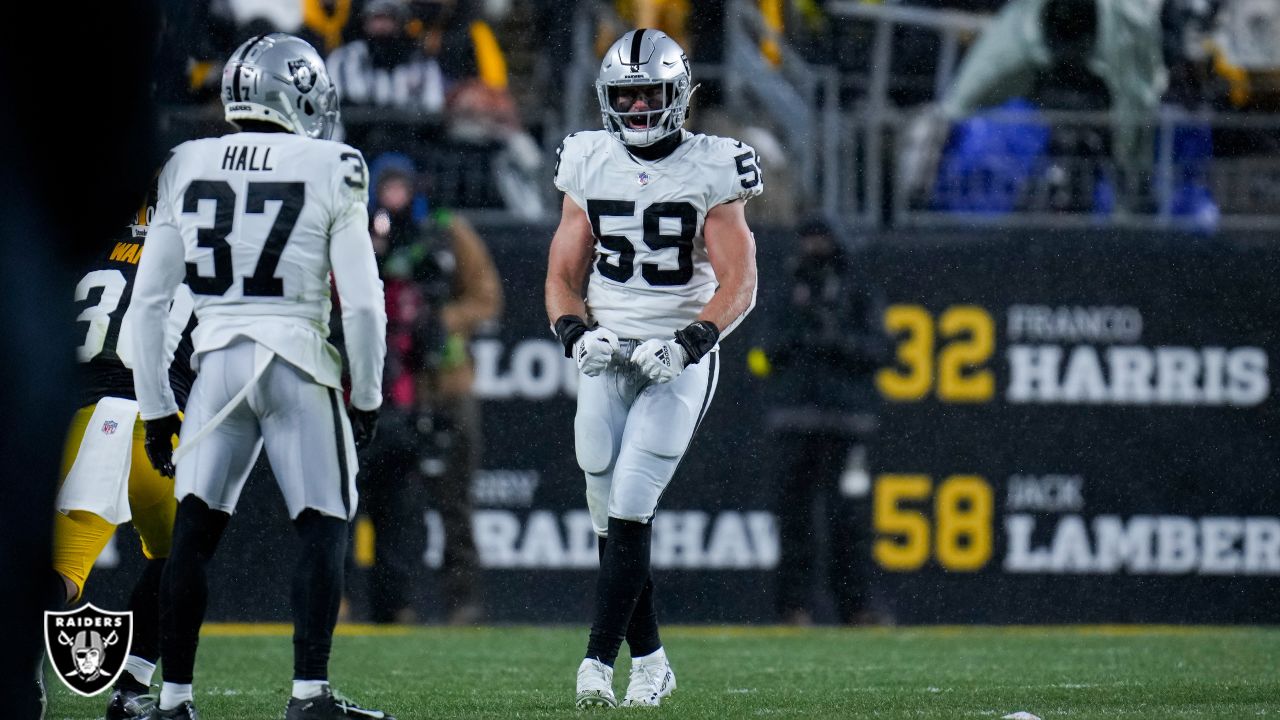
[544,29,763,709]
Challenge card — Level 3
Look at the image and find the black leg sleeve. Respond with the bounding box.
[586,517,653,666]
[161,497,230,685]
[601,534,663,658]
[292,509,347,681]
[127,558,166,663]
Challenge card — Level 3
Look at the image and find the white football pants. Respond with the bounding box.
[175,340,359,520]
[575,344,719,536]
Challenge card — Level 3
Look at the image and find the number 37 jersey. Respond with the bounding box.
[555,129,763,340]
[138,131,386,415]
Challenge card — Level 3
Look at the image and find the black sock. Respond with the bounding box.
[161,497,230,685]
[292,509,347,681]
[626,576,662,658]
[586,517,652,666]
[598,536,663,658]
[127,558,165,665]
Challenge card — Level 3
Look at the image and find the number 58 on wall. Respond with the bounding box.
[874,475,993,572]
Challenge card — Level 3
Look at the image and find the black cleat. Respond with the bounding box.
[285,687,395,720]
[105,677,157,720]
[149,700,198,719]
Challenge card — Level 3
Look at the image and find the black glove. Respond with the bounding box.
[349,407,380,450]
[143,414,182,478]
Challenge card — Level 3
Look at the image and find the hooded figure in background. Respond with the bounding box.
[749,217,889,624]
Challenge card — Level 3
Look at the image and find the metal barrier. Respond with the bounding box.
[722,0,840,209]
[878,107,1280,232]
[824,1,1280,232]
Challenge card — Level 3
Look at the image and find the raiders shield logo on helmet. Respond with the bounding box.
[44,604,133,697]
[288,59,315,93]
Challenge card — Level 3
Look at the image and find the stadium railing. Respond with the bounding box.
[823,1,1280,233]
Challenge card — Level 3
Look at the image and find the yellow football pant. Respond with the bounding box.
[52,404,177,602]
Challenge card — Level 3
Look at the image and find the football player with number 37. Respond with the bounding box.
[545,29,762,709]
[131,34,390,720]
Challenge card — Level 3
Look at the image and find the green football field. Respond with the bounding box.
[45,624,1279,719]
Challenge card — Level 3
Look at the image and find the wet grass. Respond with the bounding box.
[45,624,1280,719]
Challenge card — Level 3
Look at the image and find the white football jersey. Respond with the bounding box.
[555,129,763,339]
[132,131,386,418]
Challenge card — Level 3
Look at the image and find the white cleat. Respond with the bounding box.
[621,649,676,707]
[576,658,617,709]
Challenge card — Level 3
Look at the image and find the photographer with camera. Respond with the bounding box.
[358,160,502,624]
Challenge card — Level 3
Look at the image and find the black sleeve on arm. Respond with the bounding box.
[553,315,589,358]
[675,321,720,364]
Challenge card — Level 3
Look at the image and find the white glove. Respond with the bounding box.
[630,338,688,384]
[576,326,620,376]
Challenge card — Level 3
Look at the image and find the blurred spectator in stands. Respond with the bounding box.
[299,0,364,55]
[213,0,363,54]
[359,154,502,624]
[327,0,543,216]
[369,154,429,255]
[328,0,441,111]
[411,0,546,217]
[902,0,1167,209]
[749,217,888,626]
[326,0,512,118]
[1206,0,1280,110]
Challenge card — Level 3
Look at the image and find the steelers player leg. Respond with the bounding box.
[585,352,719,708]
[52,403,178,717]
[51,406,119,609]
[573,359,632,707]
[252,353,391,719]
[156,342,262,718]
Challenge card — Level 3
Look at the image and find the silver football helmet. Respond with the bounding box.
[596,29,694,147]
[222,33,340,140]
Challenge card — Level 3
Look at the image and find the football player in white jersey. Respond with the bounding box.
[545,29,762,708]
[130,34,390,720]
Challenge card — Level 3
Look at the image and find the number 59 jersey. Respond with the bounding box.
[148,131,380,398]
[555,129,763,340]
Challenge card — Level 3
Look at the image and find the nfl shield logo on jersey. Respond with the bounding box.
[44,604,133,697]
[637,171,650,186]
[101,420,118,435]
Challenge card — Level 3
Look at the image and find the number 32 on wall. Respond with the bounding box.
[876,305,995,403]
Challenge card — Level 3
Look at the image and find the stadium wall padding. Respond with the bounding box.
[83,225,1280,624]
